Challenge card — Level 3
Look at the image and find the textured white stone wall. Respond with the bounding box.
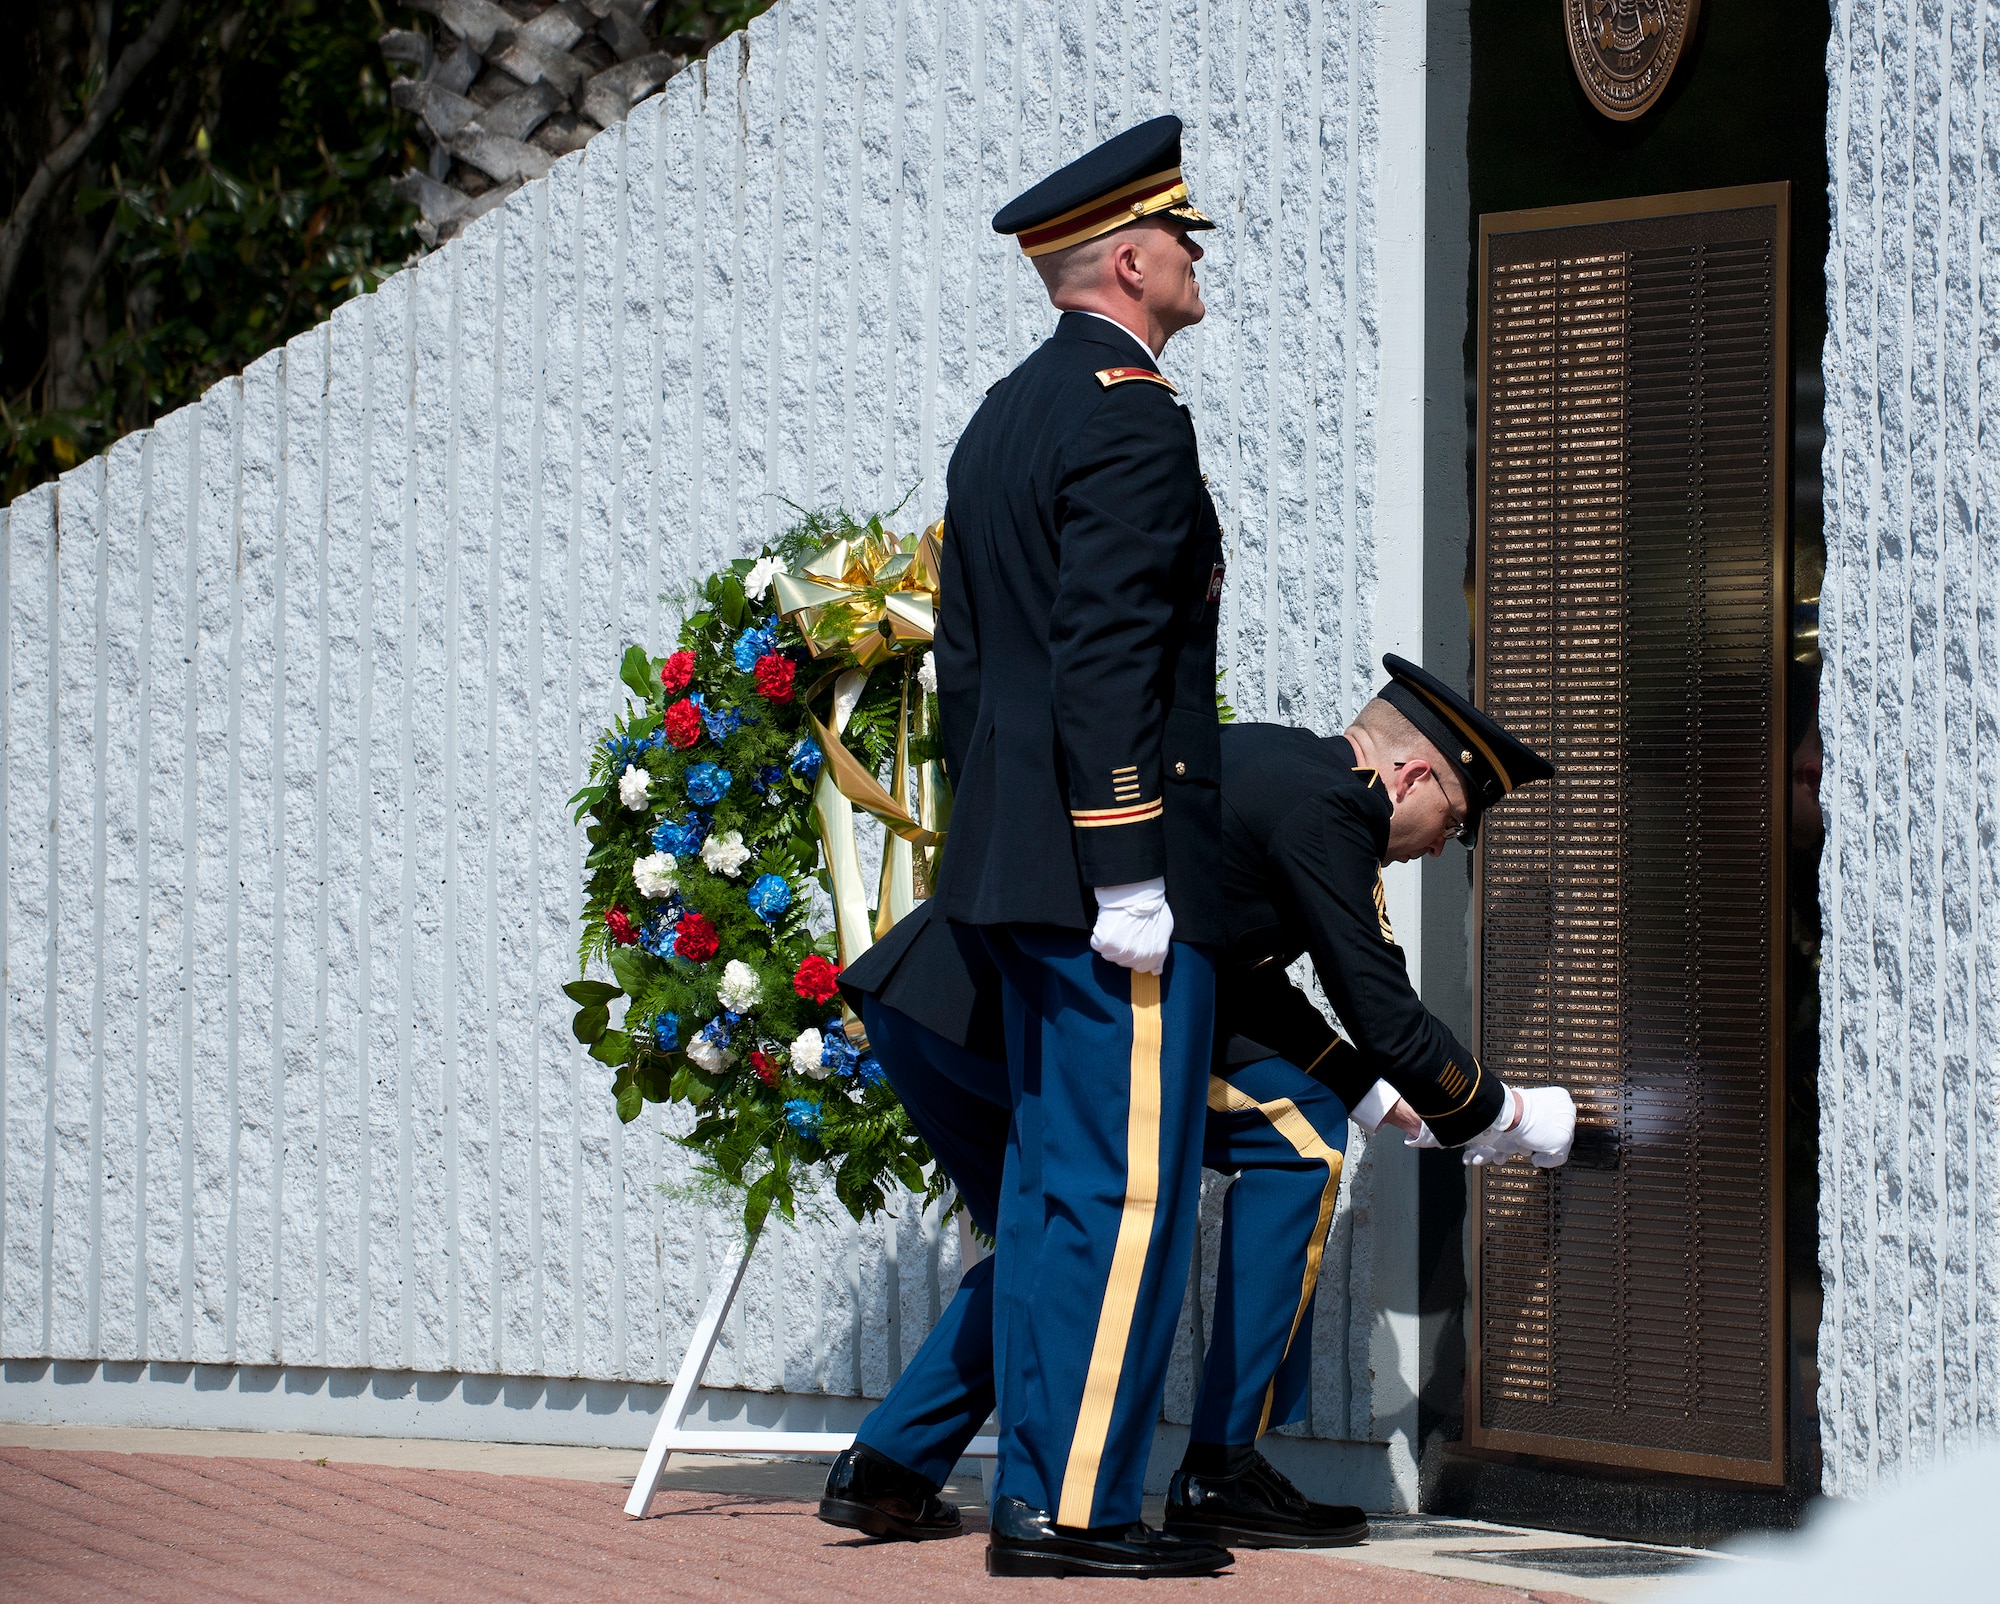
[1,0,1408,1455]
[1821,0,2000,1495]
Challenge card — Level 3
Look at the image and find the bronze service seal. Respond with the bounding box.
[1564,0,1700,121]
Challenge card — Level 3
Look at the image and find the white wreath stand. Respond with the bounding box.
[625,1218,999,1517]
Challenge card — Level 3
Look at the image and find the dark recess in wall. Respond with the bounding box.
[1418,0,1831,1544]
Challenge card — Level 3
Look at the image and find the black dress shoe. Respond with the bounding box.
[817,1443,963,1541]
[985,1495,1234,1578]
[1164,1450,1370,1548]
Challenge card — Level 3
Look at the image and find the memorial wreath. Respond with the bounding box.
[567,508,953,1234]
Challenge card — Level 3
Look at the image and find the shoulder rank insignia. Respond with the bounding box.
[1373,871,1396,944]
[1095,367,1178,394]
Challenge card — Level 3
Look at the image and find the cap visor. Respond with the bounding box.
[1164,202,1216,229]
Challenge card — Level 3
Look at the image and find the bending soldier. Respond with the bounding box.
[818,658,1574,1555]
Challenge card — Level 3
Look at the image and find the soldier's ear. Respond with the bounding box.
[1108,233,1146,294]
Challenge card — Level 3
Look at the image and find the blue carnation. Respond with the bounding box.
[700,1015,734,1048]
[789,738,823,782]
[604,730,659,770]
[702,702,750,742]
[749,763,785,797]
[652,1013,681,1051]
[854,1053,886,1090]
[686,763,732,807]
[653,813,710,858]
[821,1019,860,1077]
[732,626,778,673]
[747,873,792,924]
[639,910,679,958]
[784,1098,823,1140]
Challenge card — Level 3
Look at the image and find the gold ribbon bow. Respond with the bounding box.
[772,522,943,667]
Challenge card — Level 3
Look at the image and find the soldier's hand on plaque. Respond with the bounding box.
[1461,1085,1576,1169]
[1090,877,1175,975]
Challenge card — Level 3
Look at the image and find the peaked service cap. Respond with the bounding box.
[992,114,1215,257]
[1376,653,1554,846]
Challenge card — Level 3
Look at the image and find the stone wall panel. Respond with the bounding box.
[97,430,150,1363]
[1822,0,2000,1493]
[49,458,103,1361]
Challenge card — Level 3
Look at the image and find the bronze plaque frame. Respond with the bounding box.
[1468,183,1790,1486]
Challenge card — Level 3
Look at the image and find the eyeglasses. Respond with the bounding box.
[1438,779,1466,841]
[1396,762,1467,842]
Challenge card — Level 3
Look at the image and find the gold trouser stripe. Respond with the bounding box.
[1057,969,1164,1529]
[1206,1076,1345,1438]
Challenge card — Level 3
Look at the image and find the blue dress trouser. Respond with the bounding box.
[851,999,1009,1488]
[1192,1058,1351,1443]
[852,992,1350,1495]
[984,928,1216,1530]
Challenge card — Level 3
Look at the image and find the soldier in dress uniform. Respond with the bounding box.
[817,657,1576,1557]
[931,113,1231,1579]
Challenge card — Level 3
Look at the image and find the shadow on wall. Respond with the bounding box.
[0,1358,885,1448]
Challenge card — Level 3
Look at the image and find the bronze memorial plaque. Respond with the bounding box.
[1471,185,1789,1485]
[1565,0,1701,121]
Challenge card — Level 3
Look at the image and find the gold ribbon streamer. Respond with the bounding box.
[802,671,942,850]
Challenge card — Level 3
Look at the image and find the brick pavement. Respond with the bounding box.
[0,1449,1596,1602]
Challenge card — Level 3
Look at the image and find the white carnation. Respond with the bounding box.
[917,651,937,695]
[745,554,784,598]
[618,764,652,811]
[790,1028,829,1079]
[717,959,762,1013]
[633,852,677,900]
[701,829,752,879]
[686,1034,734,1073]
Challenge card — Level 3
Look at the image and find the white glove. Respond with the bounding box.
[1090,877,1174,975]
[1462,1084,1576,1168]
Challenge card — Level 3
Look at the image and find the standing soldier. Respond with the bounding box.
[935,114,1230,1579]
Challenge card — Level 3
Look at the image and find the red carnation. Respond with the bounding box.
[660,650,696,695]
[753,653,796,704]
[793,955,842,1005]
[673,912,719,964]
[750,1050,778,1087]
[605,906,639,947]
[663,696,703,749]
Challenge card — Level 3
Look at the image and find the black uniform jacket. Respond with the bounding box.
[837,881,1003,1052]
[1215,722,1504,1145]
[845,722,1507,1147]
[935,312,1225,946]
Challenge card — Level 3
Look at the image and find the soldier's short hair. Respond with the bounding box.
[1350,696,1436,763]
[1031,230,1120,297]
